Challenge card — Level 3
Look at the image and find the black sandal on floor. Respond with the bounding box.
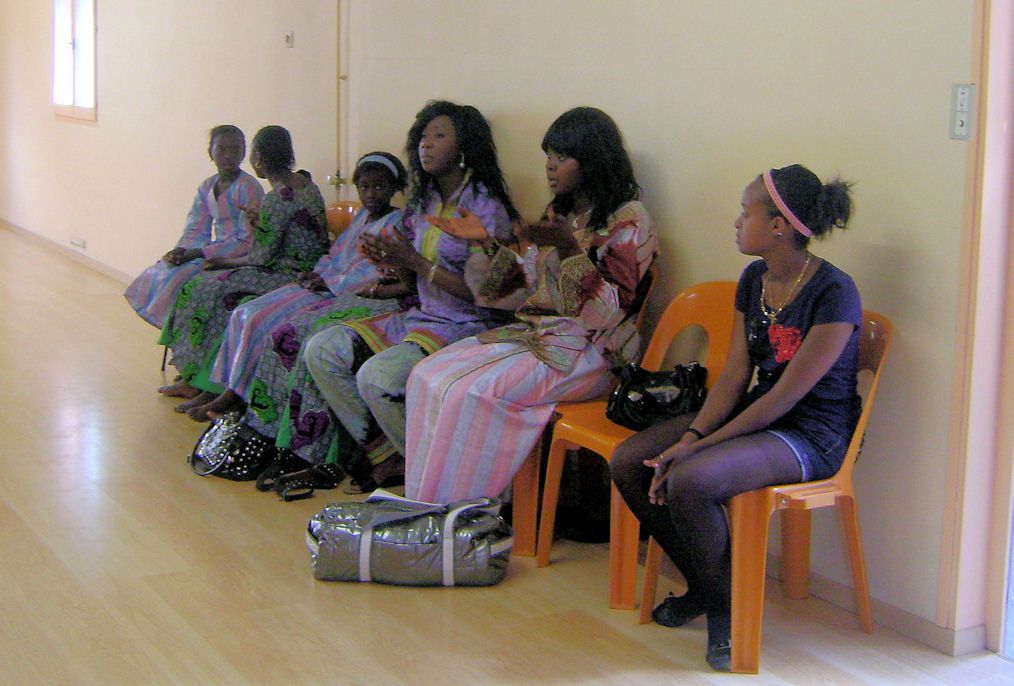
[275,463,344,502]
[255,450,308,492]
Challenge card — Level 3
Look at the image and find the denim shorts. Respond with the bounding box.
[766,429,819,482]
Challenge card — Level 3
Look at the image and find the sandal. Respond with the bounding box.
[255,450,309,492]
[275,463,345,502]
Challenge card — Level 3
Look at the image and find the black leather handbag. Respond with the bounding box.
[606,361,707,431]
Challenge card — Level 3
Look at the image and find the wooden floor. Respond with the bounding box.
[2,225,1013,685]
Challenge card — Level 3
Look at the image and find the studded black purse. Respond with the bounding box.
[189,411,276,481]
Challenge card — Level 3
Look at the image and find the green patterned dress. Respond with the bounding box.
[161,182,329,386]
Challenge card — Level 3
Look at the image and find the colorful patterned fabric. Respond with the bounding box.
[341,180,516,355]
[123,171,264,327]
[243,292,402,464]
[283,180,516,468]
[209,208,402,398]
[161,181,328,384]
[404,201,658,503]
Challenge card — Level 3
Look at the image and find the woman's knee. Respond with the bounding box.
[610,438,648,487]
[304,328,353,378]
[356,345,421,403]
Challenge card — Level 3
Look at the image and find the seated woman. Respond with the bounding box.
[125,124,264,336]
[295,100,519,495]
[158,125,329,409]
[610,164,860,672]
[180,152,410,420]
[404,106,658,504]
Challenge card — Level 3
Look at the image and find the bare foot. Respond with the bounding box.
[174,391,215,413]
[190,390,247,423]
[158,380,200,398]
[186,403,214,422]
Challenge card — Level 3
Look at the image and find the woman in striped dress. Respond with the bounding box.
[297,101,518,494]
[125,125,263,331]
[404,107,658,504]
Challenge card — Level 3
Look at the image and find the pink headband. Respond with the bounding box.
[762,170,813,238]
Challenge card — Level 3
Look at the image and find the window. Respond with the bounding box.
[53,0,96,120]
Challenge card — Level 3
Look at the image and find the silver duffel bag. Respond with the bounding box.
[306,490,513,587]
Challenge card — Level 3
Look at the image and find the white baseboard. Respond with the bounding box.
[2,219,134,285]
[767,553,985,656]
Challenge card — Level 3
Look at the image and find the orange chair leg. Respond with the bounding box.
[729,491,775,675]
[511,445,540,557]
[838,495,874,633]
[535,439,571,567]
[779,508,811,599]
[639,537,663,624]
[608,485,639,609]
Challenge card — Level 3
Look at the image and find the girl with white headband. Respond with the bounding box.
[611,164,860,671]
[177,152,411,425]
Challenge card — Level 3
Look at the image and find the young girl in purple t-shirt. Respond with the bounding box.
[611,164,860,671]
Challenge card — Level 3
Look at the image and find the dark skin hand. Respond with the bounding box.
[519,209,582,259]
[360,231,416,284]
[161,247,204,266]
[428,207,581,258]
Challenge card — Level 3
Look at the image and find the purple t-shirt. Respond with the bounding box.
[735,259,862,478]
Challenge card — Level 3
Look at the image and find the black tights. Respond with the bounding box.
[610,414,801,643]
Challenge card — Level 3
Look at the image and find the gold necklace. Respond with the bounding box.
[760,253,812,324]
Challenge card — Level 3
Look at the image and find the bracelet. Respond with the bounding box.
[685,427,705,440]
[426,262,439,283]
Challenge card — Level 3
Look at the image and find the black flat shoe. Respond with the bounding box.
[706,640,731,672]
[651,592,706,628]
[275,463,344,502]
[255,451,309,492]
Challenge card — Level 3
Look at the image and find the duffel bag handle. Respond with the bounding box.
[357,496,503,585]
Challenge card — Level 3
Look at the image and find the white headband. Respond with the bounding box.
[357,154,401,181]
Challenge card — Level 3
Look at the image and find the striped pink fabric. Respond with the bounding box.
[404,200,658,503]
[405,337,615,503]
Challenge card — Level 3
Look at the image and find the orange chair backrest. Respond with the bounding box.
[326,200,361,240]
[641,281,738,386]
[835,310,893,482]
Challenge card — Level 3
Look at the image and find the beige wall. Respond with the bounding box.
[0,0,995,649]
[346,0,974,627]
[0,0,337,278]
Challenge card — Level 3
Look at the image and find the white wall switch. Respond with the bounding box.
[950,84,974,140]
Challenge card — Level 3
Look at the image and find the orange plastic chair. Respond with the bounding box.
[326,200,361,240]
[510,264,659,557]
[532,281,738,609]
[638,310,892,673]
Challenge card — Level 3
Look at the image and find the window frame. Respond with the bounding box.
[53,0,97,122]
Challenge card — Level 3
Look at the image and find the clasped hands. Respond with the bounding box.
[426,208,581,255]
[642,436,699,506]
[359,229,416,272]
